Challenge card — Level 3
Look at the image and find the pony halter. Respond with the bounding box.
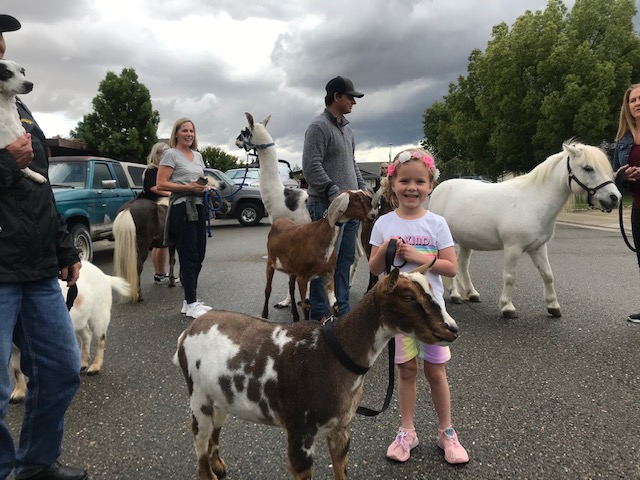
[566,156,613,208]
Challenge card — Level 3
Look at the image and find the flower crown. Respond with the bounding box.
[388,150,440,181]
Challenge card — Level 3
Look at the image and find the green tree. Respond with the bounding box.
[71,68,160,162]
[423,0,640,176]
[200,146,240,171]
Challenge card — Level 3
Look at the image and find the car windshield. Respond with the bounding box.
[49,162,88,188]
[227,169,259,181]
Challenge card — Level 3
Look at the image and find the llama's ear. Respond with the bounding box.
[245,112,254,128]
[326,192,349,226]
[261,114,271,127]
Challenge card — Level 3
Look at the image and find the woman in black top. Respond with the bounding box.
[139,142,172,284]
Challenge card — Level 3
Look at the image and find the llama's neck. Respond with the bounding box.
[257,145,287,217]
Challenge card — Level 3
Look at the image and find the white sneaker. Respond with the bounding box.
[182,300,212,315]
[185,302,211,319]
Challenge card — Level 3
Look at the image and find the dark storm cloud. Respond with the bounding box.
[11,0,634,163]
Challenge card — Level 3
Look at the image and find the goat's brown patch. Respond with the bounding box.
[233,375,245,392]
[247,378,261,403]
[191,414,199,436]
[219,376,234,404]
[201,404,213,417]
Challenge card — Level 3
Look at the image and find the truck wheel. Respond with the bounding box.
[70,224,93,262]
[237,202,263,226]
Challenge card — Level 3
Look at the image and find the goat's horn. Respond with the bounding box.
[410,262,435,275]
[384,268,400,293]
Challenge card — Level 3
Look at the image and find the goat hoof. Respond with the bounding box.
[547,308,562,318]
[468,295,481,303]
[450,296,461,304]
[80,365,88,373]
[86,368,101,376]
[273,302,288,309]
[9,395,25,404]
[501,309,518,319]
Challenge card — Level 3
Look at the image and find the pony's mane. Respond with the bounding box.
[510,142,609,187]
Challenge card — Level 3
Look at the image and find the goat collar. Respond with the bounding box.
[323,319,369,375]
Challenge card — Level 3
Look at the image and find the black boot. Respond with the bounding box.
[22,462,88,480]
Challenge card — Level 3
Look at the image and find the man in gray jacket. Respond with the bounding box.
[302,76,370,321]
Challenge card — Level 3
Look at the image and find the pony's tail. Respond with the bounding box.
[113,209,139,302]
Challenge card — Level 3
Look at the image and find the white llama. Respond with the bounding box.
[236,113,312,310]
[236,112,311,224]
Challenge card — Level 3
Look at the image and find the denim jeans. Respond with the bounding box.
[170,202,207,304]
[0,277,81,479]
[307,200,359,319]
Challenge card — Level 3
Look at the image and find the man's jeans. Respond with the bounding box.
[307,200,359,320]
[0,277,81,479]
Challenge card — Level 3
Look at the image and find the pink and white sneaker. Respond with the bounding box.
[386,427,419,462]
[437,425,469,464]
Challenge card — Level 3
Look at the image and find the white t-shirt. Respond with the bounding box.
[370,210,454,305]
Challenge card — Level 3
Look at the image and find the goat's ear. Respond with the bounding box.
[384,268,400,293]
[410,262,433,275]
[245,112,254,128]
[326,192,349,226]
[261,114,271,127]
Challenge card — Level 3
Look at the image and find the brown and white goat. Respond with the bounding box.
[173,264,460,480]
[263,190,376,321]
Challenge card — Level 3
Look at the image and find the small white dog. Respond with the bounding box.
[9,261,131,403]
[0,59,46,184]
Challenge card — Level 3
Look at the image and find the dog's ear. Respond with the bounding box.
[0,62,12,82]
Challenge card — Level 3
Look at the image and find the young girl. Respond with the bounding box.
[369,148,469,465]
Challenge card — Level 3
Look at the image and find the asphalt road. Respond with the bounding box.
[7,219,640,480]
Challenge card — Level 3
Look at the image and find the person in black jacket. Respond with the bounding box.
[0,14,88,480]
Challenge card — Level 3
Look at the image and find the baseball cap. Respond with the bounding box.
[0,14,21,32]
[325,76,364,98]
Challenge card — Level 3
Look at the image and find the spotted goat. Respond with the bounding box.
[263,190,376,321]
[173,265,460,479]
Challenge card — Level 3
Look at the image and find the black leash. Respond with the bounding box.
[322,239,400,417]
[66,284,78,311]
[618,202,637,252]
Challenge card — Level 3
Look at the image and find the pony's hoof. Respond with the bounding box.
[9,394,25,404]
[468,295,481,303]
[547,308,562,318]
[450,296,462,304]
[273,302,288,309]
[502,310,518,319]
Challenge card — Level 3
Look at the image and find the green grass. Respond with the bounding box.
[572,193,632,210]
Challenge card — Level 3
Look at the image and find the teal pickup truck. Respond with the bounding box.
[49,156,138,262]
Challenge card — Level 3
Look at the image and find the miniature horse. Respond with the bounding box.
[113,198,177,302]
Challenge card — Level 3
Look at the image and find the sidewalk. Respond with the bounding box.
[556,208,622,231]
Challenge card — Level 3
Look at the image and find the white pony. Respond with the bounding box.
[236,113,312,310]
[428,141,621,318]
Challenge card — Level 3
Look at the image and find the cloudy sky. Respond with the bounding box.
[4,0,637,165]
